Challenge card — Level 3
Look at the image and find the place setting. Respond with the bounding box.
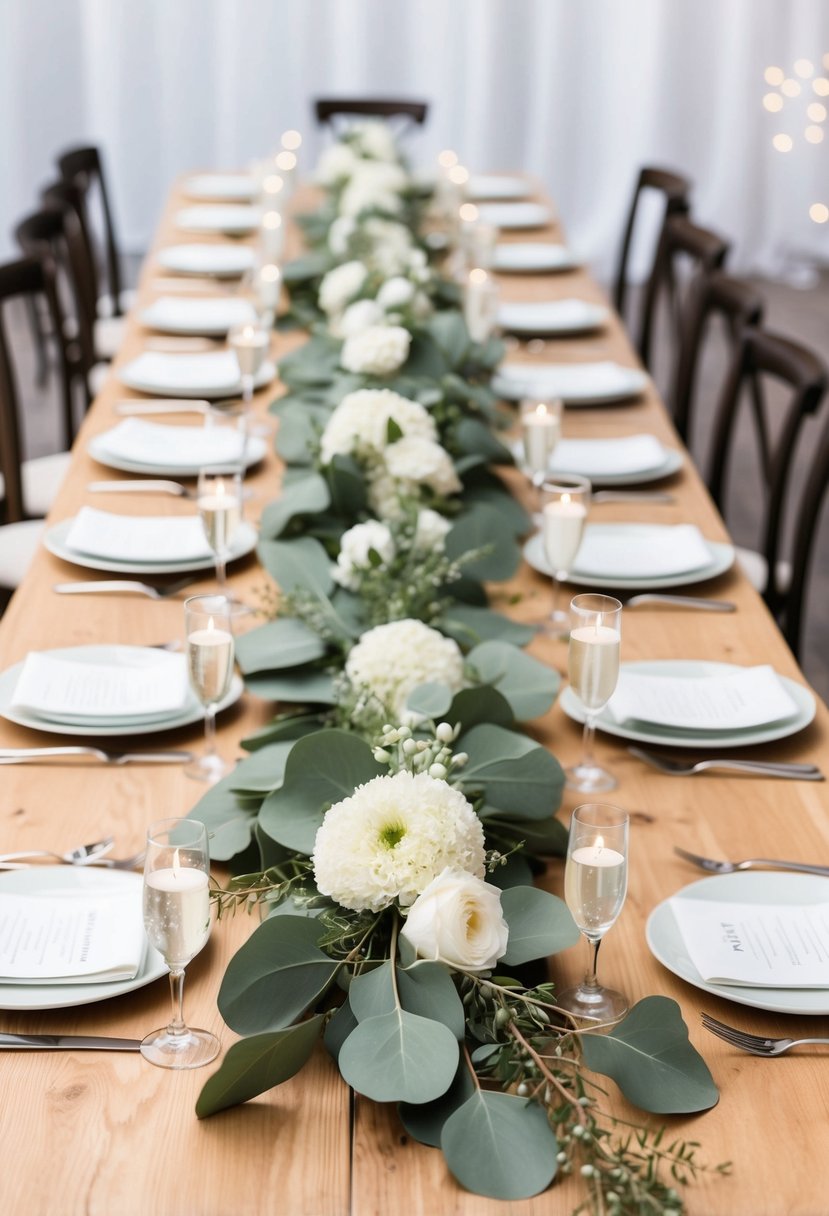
[156,243,256,279]
[492,241,581,273]
[493,357,650,405]
[498,297,610,337]
[174,204,262,236]
[87,413,268,475]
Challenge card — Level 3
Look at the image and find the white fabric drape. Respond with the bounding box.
[2,0,829,280]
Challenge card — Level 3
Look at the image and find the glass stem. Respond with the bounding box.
[204,704,217,757]
[215,554,227,589]
[242,376,254,406]
[583,936,602,992]
[580,713,597,771]
[551,575,561,620]
[167,967,187,1036]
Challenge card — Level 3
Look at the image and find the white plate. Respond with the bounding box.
[509,439,683,487]
[0,867,167,1012]
[157,244,256,278]
[477,203,553,230]
[467,175,532,201]
[139,296,257,336]
[46,518,258,575]
[88,432,267,477]
[493,243,579,273]
[647,872,829,1016]
[498,300,609,336]
[184,174,257,201]
[0,646,243,737]
[175,205,261,235]
[118,351,275,399]
[494,361,649,405]
[523,526,735,589]
[560,659,816,749]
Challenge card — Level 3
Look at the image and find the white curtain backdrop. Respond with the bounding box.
[3,0,829,281]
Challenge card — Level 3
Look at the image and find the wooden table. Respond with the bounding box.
[1,176,827,1216]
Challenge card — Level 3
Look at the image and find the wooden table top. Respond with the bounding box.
[1,174,827,1216]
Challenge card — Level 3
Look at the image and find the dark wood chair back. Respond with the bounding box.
[786,403,829,657]
[314,98,428,129]
[707,327,827,622]
[613,166,691,331]
[670,271,764,444]
[0,258,65,522]
[56,145,124,315]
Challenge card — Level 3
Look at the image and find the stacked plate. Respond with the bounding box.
[513,433,683,486]
[476,202,553,230]
[140,296,258,337]
[175,205,261,235]
[184,174,257,201]
[88,418,267,476]
[118,350,275,400]
[493,243,579,274]
[0,644,243,738]
[157,244,256,278]
[498,299,609,336]
[494,360,648,405]
[524,522,734,589]
[467,175,531,201]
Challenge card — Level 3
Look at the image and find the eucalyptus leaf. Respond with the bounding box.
[245,668,339,706]
[218,916,340,1034]
[241,713,325,751]
[428,311,470,367]
[281,251,332,282]
[467,640,560,721]
[446,505,520,581]
[500,886,579,964]
[260,473,329,537]
[484,813,568,856]
[195,1014,325,1118]
[348,960,395,1022]
[439,604,535,650]
[397,962,465,1039]
[324,1001,358,1062]
[441,1090,558,1200]
[581,996,719,1114]
[399,1058,476,1147]
[459,724,565,819]
[235,618,328,676]
[449,686,515,732]
[258,536,334,598]
[487,852,535,890]
[453,417,513,465]
[187,778,257,861]
[327,453,368,516]
[228,741,295,793]
[405,681,454,719]
[338,1008,458,1104]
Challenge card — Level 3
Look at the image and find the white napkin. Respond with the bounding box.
[552,434,667,477]
[11,648,189,719]
[96,418,244,468]
[572,524,712,579]
[0,886,146,984]
[175,205,261,233]
[141,296,256,333]
[157,244,256,275]
[496,361,642,399]
[119,350,253,396]
[606,665,799,730]
[499,299,606,332]
[476,203,552,228]
[65,507,212,563]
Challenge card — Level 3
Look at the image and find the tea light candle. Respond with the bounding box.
[260,210,284,259]
[257,263,282,311]
[228,323,269,378]
[570,840,625,869]
[275,150,297,197]
[463,268,499,342]
[144,859,210,965]
[542,493,587,572]
[521,400,562,475]
[259,172,285,211]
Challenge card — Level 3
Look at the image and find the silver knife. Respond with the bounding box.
[88,479,194,498]
[0,1032,140,1051]
[592,490,676,504]
[624,593,737,612]
[114,399,212,416]
[0,748,193,765]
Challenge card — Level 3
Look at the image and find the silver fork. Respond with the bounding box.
[628,746,824,780]
[88,479,197,499]
[0,747,193,766]
[674,845,829,878]
[622,593,736,613]
[53,575,202,600]
[0,836,114,868]
[592,490,675,504]
[701,1013,829,1056]
[86,849,146,871]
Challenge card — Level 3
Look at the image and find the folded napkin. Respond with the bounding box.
[495,361,642,399]
[499,299,606,331]
[119,350,256,397]
[141,296,257,333]
[670,896,829,989]
[0,886,146,984]
[552,434,667,477]
[96,418,245,468]
[572,524,712,579]
[175,205,261,232]
[65,507,213,563]
[11,648,189,720]
[606,664,798,730]
[476,203,552,228]
[157,244,256,275]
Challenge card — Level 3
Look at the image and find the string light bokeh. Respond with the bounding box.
[763,54,829,223]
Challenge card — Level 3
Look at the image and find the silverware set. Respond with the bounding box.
[0,835,145,870]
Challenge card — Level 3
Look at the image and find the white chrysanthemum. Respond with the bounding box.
[318,260,367,316]
[332,520,395,590]
[328,215,356,257]
[335,298,384,338]
[376,276,415,310]
[316,143,360,185]
[319,388,436,464]
[384,437,462,497]
[415,508,452,552]
[351,119,400,163]
[312,770,485,912]
[340,324,411,376]
[345,618,465,723]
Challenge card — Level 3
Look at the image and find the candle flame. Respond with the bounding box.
[207,616,215,632]
[172,847,181,874]
[535,402,548,417]
[595,836,604,852]
[561,492,571,505]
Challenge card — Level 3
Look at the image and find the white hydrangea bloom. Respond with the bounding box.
[315,142,360,185]
[363,218,417,275]
[312,770,485,913]
[415,508,452,552]
[376,276,415,310]
[340,324,411,376]
[328,215,356,257]
[319,388,436,464]
[383,437,462,498]
[339,163,408,217]
[318,260,367,316]
[351,119,400,163]
[335,298,384,338]
[345,618,466,723]
[332,520,395,590]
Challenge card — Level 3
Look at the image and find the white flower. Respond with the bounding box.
[316,143,360,185]
[401,868,509,971]
[351,119,400,163]
[328,216,356,257]
[319,388,436,464]
[362,218,417,275]
[339,163,408,218]
[335,299,384,338]
[312,771,485,912]
[383,437,462,497]
[345,618,465,722]
[415,508,452,552]
[319,260,367,316]
[376,276,415,310]
[341,324,411,376]
[333,520,395,590]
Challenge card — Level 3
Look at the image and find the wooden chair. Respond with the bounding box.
[314,98,428,130]
[706,327,827,626]
[670,271,765,445]
[0,258,73,588]
[56,144,129,317]
[785,405,829,657]
[613,166,692,339]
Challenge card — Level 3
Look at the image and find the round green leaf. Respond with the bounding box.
[235,619,328,676]
[500,886,580,964]
[467,640,560,720]
[405,681,453,719]
[196,1014,324,1118]
[399,1059,476,1147]
[339,1009,458,1104]
[459,724,564,819]
[441,1090,558,1199]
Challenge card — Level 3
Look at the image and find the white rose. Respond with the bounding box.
[376,276,415,310]
[333,520,395,590]
[401,868,509,971]
[318,260,367,316]
[340,324,411,376]
[415,508,452,551]
[383,437,462,498]
[315,143,360,185]
[319,388,436,464]
[335,299,384,338]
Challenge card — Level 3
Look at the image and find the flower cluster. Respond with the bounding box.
[340,323,411,375]
[344,618,466,722]
[319,388,436,463]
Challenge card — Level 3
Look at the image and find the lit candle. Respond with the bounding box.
[521,399,562,478]
[568,623,621,710]
[542,492,587,573]
[259,172,285,212]
[570,838,625,869]
[143,853,210,966]
[198,479,243,555]
[275,149,297,197]
[463,268,499,342]
[260,209,284,260]
[256,262,282,313]
[187,615,235,705]
[228,323,269,378]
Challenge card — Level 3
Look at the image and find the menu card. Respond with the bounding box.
[671,896,829,988]
[606,665,798,730]
[11,649,189,719]
[0,890,146,984]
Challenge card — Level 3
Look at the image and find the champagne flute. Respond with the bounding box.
[559,802,629,1022]
[140,817,219,1068]
[228,320,269,409]
[197,465,244,592]
[540,474,591,636]
[184,594,235,783]
[463,268,500,342]
[520,397,563,492]
[566,593,622,792]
